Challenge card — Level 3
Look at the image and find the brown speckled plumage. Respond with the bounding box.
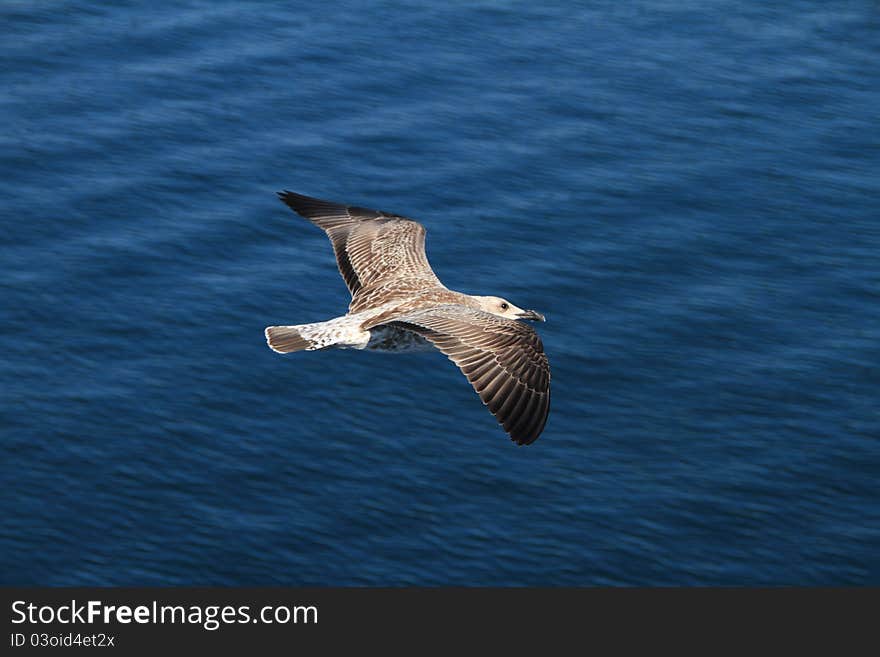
[268,191,551,445]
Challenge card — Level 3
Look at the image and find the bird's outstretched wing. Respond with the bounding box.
[383,305,551,445]
[278,191,444,312]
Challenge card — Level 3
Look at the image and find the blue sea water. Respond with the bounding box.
[1,1,878,586]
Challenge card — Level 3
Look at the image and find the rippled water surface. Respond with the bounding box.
[2,1,878,585]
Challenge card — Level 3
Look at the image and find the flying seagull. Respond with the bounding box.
[265,191,550,445]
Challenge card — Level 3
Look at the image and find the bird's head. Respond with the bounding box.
[474,296,545,322]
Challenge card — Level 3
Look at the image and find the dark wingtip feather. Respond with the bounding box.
[276,190,346,220]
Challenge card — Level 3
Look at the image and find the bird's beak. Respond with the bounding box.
[518,309,545,322]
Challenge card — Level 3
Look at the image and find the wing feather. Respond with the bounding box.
[277,191,443,311]
[385,305,551,445]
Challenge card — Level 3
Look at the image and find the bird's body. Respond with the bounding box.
[265,191,551,445]
[267,303,436,353]
[364,322,434,353]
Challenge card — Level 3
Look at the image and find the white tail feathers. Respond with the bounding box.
[265,316,371,354]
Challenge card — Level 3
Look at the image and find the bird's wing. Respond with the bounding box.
[277,191,444,312]
[383,304,551,445]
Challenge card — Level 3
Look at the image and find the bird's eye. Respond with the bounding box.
[500,302,509,310]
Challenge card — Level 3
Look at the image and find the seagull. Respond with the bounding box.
[265,191,550,445]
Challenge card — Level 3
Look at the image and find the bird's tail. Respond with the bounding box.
[265,326,316,353]
[265,316,370,354]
